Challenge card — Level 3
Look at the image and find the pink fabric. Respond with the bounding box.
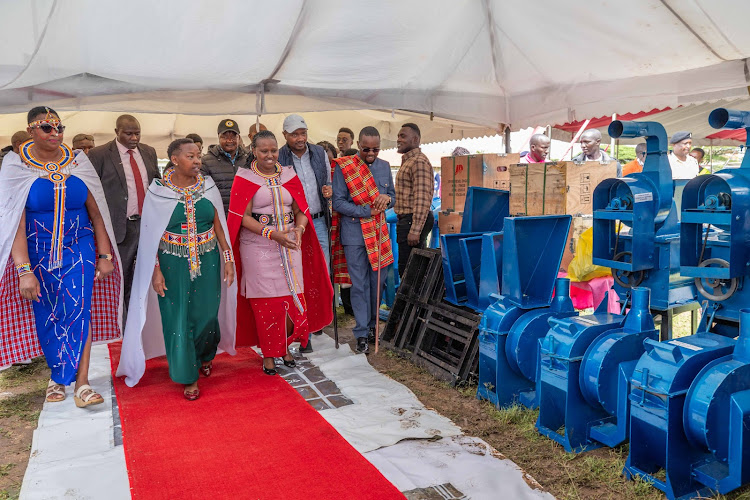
[238,167,304,298]
[557,272,619,313]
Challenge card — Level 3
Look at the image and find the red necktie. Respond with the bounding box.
[127,150,145,215]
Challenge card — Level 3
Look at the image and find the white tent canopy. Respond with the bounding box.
[1,0,750,132]
[0,109,497,156]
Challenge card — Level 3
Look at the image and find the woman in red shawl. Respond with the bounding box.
[227,130,333,375]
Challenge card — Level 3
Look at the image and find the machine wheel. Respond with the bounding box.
[695,258,738,301]
[611,251,645,288]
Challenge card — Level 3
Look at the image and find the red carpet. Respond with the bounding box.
[109,343,405,500]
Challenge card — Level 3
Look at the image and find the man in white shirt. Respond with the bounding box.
[668,131,700,180]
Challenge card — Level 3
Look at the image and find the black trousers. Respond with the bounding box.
[118,219,141,310]
[396,212,434,278]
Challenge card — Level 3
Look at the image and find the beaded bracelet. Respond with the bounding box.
[154,259,160,268]
[261,226,274,240]
[16,263,31,277]
[223,249,234,263]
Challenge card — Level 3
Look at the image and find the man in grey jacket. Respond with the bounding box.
[278,114,332,351]
[201,119,250,214]
[572,129,622,177]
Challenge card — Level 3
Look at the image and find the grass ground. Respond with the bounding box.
[0,359,49,500]
[360,308,750,500]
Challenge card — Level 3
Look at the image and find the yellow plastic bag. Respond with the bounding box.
[567,227,611,282]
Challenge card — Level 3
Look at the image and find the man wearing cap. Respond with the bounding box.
[669,131,700,180]
[279,114,332,351]
[201,119,250,214]
[572,129,622,177]
[89,114,159,307]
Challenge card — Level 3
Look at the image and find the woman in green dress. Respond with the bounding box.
[117,138,237,400]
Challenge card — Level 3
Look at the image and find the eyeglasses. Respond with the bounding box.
[360,147,380,153]
[638,152,646,157]
[36,124,65,134]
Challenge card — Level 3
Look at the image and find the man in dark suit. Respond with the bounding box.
[332,127,395,354]
[88,114,160,307]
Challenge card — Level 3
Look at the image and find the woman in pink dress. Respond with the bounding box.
[227,130,333,376]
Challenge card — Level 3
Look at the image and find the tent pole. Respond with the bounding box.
[504,126,511,154]
[710,139,714,173]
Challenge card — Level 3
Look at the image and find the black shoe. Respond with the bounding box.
[283,356,296,368]
[299,340,313,353]
[263,365,278,376]
[356,337,370,354]
[312,330,323,336]
[368,327,377,344]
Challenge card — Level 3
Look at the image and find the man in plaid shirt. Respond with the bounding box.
[394,123,435,278]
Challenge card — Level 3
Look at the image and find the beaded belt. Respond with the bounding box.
[252,211,294,226]
[159,226,217,257]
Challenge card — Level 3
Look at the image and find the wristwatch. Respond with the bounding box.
[98,254,113,261]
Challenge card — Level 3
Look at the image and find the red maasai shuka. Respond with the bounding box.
[227,169,334,348]
[0,255,122,366]
[330,155,393,285]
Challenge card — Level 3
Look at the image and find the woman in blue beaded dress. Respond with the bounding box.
[0,106,123,408]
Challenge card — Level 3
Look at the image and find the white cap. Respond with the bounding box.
[283,114,308,133]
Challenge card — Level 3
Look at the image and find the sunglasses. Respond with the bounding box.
[360,147,380,153]
[33,124,65,134]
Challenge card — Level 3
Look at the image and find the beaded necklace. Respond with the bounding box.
[163,170,206,280]
[250,160,304,314]
[20,140,75,270]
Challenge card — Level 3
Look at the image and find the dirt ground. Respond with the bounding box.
[0,358,48,500]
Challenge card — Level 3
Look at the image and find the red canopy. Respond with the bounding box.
[554,108,671,133]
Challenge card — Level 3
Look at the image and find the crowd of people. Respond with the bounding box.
[521,128,707,180]
[1,105,713,405]
[0,106,436,402]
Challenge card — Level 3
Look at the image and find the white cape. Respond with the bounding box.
[0,149,124,328]
[116,177,237,387]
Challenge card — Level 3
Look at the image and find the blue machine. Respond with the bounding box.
[624,108,750,499]
[593,120,695,312]
[534,119,692,454]
[476,215,572,406]
[536,288,657,452]
[624,331,736,499]
[680,108,750,336]
[441,187,509,308]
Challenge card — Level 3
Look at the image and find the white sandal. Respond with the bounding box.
[45,379,66,402]
[74,384,104,408]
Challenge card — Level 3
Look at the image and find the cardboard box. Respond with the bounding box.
[438,211,463,235]
[509,161,617,216]
[440,153,518,213]
[560,215,593,272]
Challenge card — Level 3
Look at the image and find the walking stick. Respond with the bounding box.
[329,213,339,349]
[375,212,383,354]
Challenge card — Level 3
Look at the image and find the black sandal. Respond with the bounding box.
[263,359,278,376]
[263,365,278,376]
[283,356,296,368]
